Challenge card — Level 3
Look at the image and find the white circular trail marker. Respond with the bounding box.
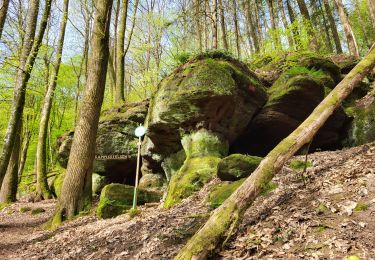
[133,125,146,209]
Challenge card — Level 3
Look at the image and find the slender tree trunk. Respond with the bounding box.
[195,0,203,52]
[296,0,318,51]
[0,0,10,39]
[218,0,228,50]
[115,0,128,104]
[333,0,360,58]
[277,0,294,49]
[204,0,209,50]
[36,0,69,200]
[317,0,333,53]
[267,0,281,49]
[232,0,241,58]
[244,0,259,53]
[0,122,21,203]
[212,0,218,49]
[354,0,371,48]
[0,0,52,187]
[323,0,342,53]
[286,0,301,48]
[51,0,113,225]
[175,45,375,260]
[368,0,375,30]
[18,128,30,183]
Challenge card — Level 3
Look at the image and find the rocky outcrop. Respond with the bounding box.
[232,61,349,156]
[56,100,149,185]
[96,183,161,219]
[142,52,267,178]
[217,154,262,181]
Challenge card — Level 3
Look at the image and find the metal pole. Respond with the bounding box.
[132,136,142,209]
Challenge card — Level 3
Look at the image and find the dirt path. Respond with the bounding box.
[0,200,56,256]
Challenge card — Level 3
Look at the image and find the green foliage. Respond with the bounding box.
[260,181,278,196]
[127,208,141,218]
[289,159,313,171]
[354,201,368,212]
[217,154,262,181]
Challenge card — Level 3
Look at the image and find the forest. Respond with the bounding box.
[0,0,375,258]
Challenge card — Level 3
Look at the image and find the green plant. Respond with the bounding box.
[31,208,46,215]
[20,206,32,213]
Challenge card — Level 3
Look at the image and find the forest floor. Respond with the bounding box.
[1,142,375,259]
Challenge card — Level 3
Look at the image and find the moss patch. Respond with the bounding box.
[207,179,246,209]
[97,183,161,219]
[354,201,368,212]
[31,208,46,215]
[289,159,313,171]
[20,206,32,213]
[217,154,262,181]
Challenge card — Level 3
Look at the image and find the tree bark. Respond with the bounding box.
[322,0,342,53]
[115,0,128,104]
[175,45,375,260]
[333,0,360,58]
[218,0,228,50]
[212,0,218,49]
[36,0,69,200]
[277,0,294,49]
[0,0,52,187]
[266,0,281,49]
[194,0,203,52]
[51,0,113,225]
[368,0,375,30]
[232,0,241,58]
[0,122,21,203]
[244,0,259,53]
[0,0,10,39]
[296,0,318,51]
[286,0,300,48]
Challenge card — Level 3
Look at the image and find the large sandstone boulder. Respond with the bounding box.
[56,100,148,185]
[232,64,349,156]
[142,52,267,178]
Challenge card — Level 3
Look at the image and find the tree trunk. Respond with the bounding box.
[0,122,21,203]
[266,0,281,49]
[296,0,318,51]
[50,0,113,226]
[232,0,241,58]
[36,0,69,200]
[368,0,375,30]
[175,45,375,260]
[0,0,52,187]
[244,0,259,53]
[333,0,360,58]
[277,0,294,49]
[286,0,300,48]
[0,0,10,39]
[194,0,203,52]
[323,0,342,53]
[316,0,333,53]
[211,0,218,49]
[218,0,228,50]
[115,0,128,104]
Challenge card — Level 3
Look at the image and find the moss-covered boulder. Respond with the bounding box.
[138,173,165,190]
[254,52,341,86]
[142,52,267,176]
[56,100,149,185]
[232,65,348,156]
[217,154,262,181]
[207,179,245,209]
[164,129,229,208]
[346,93,375,146]
[97,183,162,219]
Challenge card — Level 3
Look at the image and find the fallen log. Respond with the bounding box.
[175,45,375,259]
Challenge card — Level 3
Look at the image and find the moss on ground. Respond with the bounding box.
[31,208,46,215]
[19,206,32,213]
[289,159,313,171]
[207,179,246,209]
